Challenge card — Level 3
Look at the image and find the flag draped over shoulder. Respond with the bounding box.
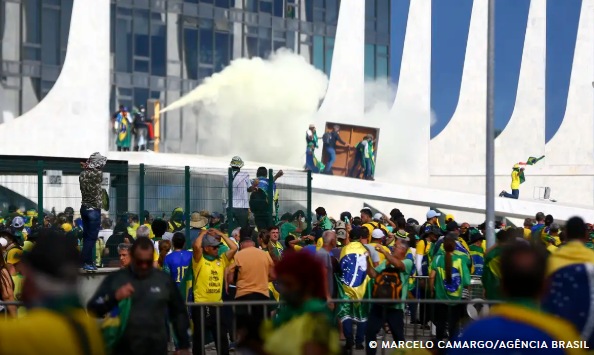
[335,242,371,322]
[482,246,502,300]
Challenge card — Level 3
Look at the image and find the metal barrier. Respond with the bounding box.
[0,298,500,355]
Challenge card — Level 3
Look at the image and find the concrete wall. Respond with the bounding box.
[0,0,110,159]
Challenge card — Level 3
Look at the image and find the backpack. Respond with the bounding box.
[323,132,331,145]
[372,266,403,299]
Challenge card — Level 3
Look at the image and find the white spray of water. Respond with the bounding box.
[161,49,328,167]
[161,49,437,176]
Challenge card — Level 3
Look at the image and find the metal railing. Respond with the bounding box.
[0,275,495,354]
[0,298,500,354]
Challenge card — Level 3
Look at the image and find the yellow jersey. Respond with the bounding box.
[0,308,105,355]
[511,170,520,190]
[193,254,231,303]
[368,242,391,263]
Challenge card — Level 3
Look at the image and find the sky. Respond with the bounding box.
[390,0,582,141]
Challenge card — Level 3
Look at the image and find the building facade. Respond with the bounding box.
[0,0,390,153]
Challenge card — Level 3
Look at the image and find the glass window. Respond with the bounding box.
[245,36,258,57]
[325,0,338,25]
[325,37,334,76]
[260,0,272,14]
[258,38,271,58]
[2,2,21,62]
[134,9,150,57]
[377,45,387,55]
[215,0,230,8]
[151,91,161,99]
[134,59,150,72]
[376,0,389,35]
[245,0,258,12]
[41,8,60,65]
[273,0,283,17]
[61,0,73,50]
[313,9,324,22]
[184,28,199,80]
[24,0,40,44]
[304,0,314,22]
[198,67,213,80]
[258,27,271,39]
[116,18,133,72]
[24,46,41,61]
[365,0,375,20]
[376,55,388,78]
[313,0,324,8]
[151,23,167,76]
[312,35,324,72]
[273,40,284,51]
[214,32,229,73]
[118,87,133,96]
[199,27,214,65]
[286,31,297,52]
[364,43,375,79]
[134,88,149,108]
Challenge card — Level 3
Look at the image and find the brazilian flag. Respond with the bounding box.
[525,155,545,166]
[335,241,372,322]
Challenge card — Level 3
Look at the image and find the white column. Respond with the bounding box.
[545,0,594,166]
[495,0,546,170]
[386,0,431,185]
[0,0,110,158]
[429,0,487,174]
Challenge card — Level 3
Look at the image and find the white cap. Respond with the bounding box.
[371,229,384,239]
[0,237,6,248]
[372,213,383,221]
[426,210,441,219]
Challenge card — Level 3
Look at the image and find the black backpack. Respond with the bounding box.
[372,267,403,299]
[323,132,331,145]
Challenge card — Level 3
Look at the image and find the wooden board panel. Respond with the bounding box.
[321,122,379,177]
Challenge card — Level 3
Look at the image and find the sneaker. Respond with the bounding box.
[355,344,364,350]
[205,342,216,350]
[229,342,235,351]
[499,191,505,197]
[82,264,95,272]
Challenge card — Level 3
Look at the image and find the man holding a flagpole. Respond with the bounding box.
[499,156,545,199]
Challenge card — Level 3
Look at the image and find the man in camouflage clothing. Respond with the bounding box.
[79,152,106,271]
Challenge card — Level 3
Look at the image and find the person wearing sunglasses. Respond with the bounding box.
[191,228,239,355]
[88,237,191,355]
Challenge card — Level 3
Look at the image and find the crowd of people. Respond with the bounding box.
[111,104,154,152]
[306,124,376,180]
[2,153,594,355]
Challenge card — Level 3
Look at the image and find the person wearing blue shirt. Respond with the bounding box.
[163,233,193,288]
[450,242,585,355]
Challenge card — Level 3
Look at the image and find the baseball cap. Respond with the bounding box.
[445,214,455,222]
[202,235,222,247]
[372,213,384,222]
[426,210,441,219]
[190,212,208,229]
[371,229,384,240]
[211,212,222,219]
[446,221,460,232]
[6,248,23,264]
[423,225,441,237]
[550,222,561,232]
[0,238,6,248]
[336,229,347,240]
[469,231,485,244]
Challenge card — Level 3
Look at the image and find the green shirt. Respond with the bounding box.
[373,258,414,310]
[280,222,297,240]
[318,216,333,231]
[431,253,471,305]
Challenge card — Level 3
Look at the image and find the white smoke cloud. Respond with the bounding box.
[160,49,328,167]
[160,49,436,174]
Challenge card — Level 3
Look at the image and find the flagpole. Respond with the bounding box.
[486,0,496,248]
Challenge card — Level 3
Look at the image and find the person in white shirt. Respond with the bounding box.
[224,156,251,229]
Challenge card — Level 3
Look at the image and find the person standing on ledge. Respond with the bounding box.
[80,152,106,272]
[499,164,524,199]
[322,125,350,175]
